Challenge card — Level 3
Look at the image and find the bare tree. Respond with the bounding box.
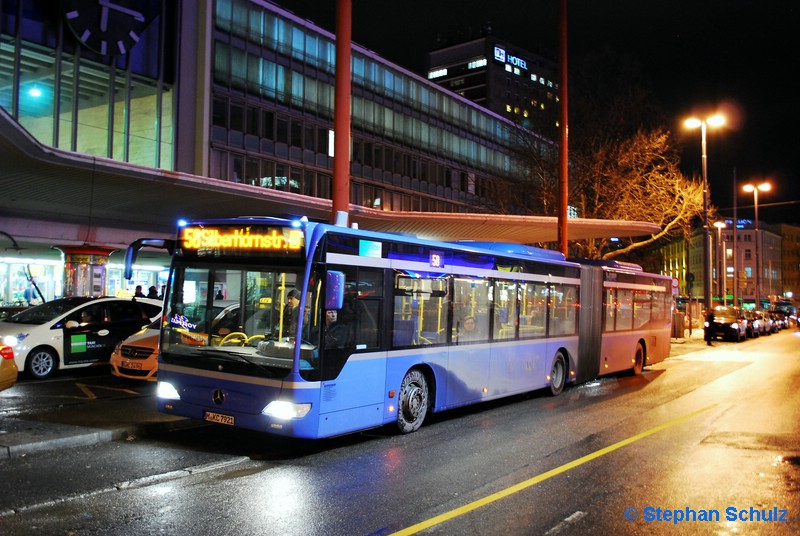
[506,48,706,259]
[569,128,705,259]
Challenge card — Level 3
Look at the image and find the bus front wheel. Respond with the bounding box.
[548,351,567,396]
[396,369,429,433]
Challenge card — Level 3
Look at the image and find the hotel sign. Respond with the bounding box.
[493,46,528,70]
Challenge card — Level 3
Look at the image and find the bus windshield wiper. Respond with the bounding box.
[200,348,270,373]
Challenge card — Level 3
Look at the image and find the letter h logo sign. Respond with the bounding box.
[493,46,506,63]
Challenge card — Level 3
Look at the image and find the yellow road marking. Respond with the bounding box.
[391,404,718,535]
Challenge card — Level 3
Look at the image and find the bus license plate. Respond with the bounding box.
[204,411,235,426]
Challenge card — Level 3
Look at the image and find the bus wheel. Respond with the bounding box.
[548,351,567,396]
[397,369,429,433]
[631,342,645,376]
[26,347,57,379]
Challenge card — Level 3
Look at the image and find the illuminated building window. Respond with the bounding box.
[505,64,512,73]
[428,68,447,79]
[505,104,512,113]
[468,58,487,69]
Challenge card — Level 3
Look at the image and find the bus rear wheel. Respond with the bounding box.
[548,351,567,396]
[630,342,645,376]
[396,369,429,433]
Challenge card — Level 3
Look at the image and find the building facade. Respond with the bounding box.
[662,219,785,310]
[777,224,800,306]
[1,0,552,303]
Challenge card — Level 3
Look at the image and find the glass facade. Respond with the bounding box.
[0,0,546,298]
[0,0,175,169]
[209,0,537,213]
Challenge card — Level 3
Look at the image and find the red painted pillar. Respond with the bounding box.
[331,0,352,225]
[557,0,569,256]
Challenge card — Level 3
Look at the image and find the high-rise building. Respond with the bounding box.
[426,28,560,137]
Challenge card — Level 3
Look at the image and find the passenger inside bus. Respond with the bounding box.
[319,309,350,348]
[457,315,483,342]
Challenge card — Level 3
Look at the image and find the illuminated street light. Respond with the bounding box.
[684,114,725,312]
[742,182,771,311]
[713,221,727,305]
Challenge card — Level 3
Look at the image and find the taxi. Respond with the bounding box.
[0,344,18,391]
[0,297,162,379]
[110,316,160,381]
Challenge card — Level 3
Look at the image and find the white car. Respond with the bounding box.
[0,297,162,379]
[110,316,160,381]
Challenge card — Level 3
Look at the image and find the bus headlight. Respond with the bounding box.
[157,381,181,400]
[263,400,311,420]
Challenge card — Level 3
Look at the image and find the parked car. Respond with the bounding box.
[743,310,761,338]
[755,311,774,335]
[0,344,18,391]
[0,297,162,379]
[706,306,747,342]
[110,316,160,381]
[769,310,787,331]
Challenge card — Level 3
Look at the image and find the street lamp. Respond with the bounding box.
[742,181,771,311]
[684,114,725,312]
[713,220,726,305]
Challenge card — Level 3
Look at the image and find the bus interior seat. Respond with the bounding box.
[393,319,416,346]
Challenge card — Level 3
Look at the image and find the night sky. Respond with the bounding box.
[275,0,799,225]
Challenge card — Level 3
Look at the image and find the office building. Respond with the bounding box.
[0,0,550,302]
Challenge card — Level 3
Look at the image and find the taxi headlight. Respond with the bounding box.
[731,322,739,329]
[262,400,311,420]
[2,334,25,347]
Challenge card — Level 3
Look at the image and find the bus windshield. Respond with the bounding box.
[161,263,313,378]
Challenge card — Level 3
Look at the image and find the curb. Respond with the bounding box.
[0,417,203,460]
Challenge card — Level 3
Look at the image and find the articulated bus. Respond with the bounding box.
[124,216,672,439]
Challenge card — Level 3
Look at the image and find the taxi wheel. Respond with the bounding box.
[26,347,58,379]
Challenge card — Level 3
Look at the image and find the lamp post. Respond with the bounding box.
[684,114,725,313]
[742,182,770,311]
[713,221,726,305]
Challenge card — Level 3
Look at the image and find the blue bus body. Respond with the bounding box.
[129,216,671,439]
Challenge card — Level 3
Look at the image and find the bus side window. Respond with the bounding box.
[493,280,517,340]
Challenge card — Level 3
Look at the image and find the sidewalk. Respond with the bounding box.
[0,395,198,459]
[669,327,714,357]
[1,331,716,459]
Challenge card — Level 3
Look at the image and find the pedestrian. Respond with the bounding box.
[147,286,158,299]
[23,284,35,306]
[704,308,714,346]
[134,285,145,298]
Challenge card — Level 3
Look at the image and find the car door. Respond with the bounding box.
[106,300,158,351]
[62,302,112,365]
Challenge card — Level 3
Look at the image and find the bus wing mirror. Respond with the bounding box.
[123,238,176,280]
[325,271,344,310]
